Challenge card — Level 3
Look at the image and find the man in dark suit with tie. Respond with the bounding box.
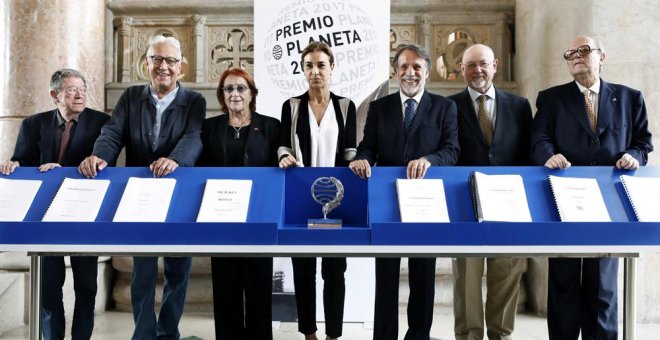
[448,44,532,340]
[79,35,205,340]
[531,35,653,340]
[0,68,109,340]
[349,44,459,340]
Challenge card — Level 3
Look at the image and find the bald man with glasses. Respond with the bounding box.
[531,35,653,340]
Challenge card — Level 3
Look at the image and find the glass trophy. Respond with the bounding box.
[308,176,344,228]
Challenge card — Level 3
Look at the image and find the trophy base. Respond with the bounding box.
[307,219,342,228]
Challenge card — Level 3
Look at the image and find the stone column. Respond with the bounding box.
[114,16,133,83]
[0,0,105,161]
[192,14,207,83]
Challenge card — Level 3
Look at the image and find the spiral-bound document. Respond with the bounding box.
[548,175,610,222]
[197,179,252,222]
[468,172,532,222]
[396,178,449,222]
[113,177,176,222]
[620,175,660,222]
[42,178,110,222]
[0,178,42,221]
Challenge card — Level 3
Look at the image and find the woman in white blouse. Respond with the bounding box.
[278,41,357,340]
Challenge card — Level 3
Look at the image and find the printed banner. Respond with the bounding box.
[254,0,390,118]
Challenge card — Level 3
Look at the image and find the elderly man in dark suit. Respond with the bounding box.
[0,68,109,340]
[531,35,653,340]
[349,43,459,340]
[79,35,205,340]
[449,44,532,340]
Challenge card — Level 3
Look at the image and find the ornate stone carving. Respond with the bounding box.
[208,26,254,81]
[192,14,206,37]
[133,27,193,82]
[433,25,492,81]
[390,25,417,77]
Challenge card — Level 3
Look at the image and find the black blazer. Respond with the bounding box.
[355,91,459,166]
[11,108,109,167]
[531,79,653,166]
[279,91,357,166]
[92,83,206,167]
[449,88,532,166]
[198,112,280,167]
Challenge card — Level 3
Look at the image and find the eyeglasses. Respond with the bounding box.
[63,87,87,95]
[563,45,601,60]
[464,61,493,70]
[222,85,249,94]
[149,55,181,67]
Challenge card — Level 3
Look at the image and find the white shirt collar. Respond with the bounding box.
[575,79,600,95]
[467,85,496,102]
[399,90,425,106]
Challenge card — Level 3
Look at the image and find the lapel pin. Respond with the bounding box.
[613,97,617,102]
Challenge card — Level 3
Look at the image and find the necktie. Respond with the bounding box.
[58,120,75,164]
[584,89,597,133]
[477,95,493,146]
[404,98,417,131]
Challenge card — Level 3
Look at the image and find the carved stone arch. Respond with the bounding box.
[435,27,477,80]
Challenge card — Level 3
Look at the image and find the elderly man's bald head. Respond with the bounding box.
[460,44,498,93]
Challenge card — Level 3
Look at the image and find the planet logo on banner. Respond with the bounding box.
[262,0,383,101]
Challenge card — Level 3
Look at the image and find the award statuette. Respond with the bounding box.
[308,177,344,228]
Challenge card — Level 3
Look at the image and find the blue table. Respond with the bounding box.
[2,166,659,340]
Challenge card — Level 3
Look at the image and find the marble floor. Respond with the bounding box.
[2,309,659,340]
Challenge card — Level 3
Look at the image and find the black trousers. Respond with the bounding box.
[41,255,98,340]
[211,257,273,340]
[547,257,618,340]
[292,257,346,338]
[373,257,436,340]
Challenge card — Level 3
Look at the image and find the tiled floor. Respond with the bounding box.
[2,309,659,339]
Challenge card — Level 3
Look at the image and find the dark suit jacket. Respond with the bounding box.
[92,83,206,167]
[197,112,280,167]
[11,108,109,167]
[449,88,532,166]
[531,79,653,166]
[355,91,459,166]
[279,91,357,166]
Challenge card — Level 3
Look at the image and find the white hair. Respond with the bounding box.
[146,35,182,59]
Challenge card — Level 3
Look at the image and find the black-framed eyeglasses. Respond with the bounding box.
[464,61,493,70]
[149,55,180,67]
[563,45,601,60]
[222,85,249,94]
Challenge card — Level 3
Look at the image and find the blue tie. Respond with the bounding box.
[404,98,417,131]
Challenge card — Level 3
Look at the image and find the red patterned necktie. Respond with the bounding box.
[58,120,75,164]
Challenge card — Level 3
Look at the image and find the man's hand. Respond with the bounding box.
[38,163,61,173]
[544,154,571,169]
[349,159,371,179]
[150,157,178,177]
[279,154,298,169]
[616,153,639,170]
[407,157,431,179]
[78,156,108,178]
[0,161,19,175]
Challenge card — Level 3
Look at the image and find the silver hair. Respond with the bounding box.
[49,68,87,93]
[146,35,182,59]
[392,43,432,70]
